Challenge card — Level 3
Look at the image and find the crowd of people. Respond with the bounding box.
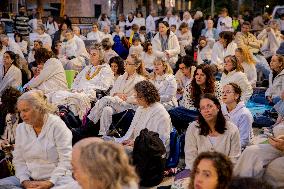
[0,5,284,189]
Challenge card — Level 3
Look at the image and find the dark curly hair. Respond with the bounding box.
[109,56,125,75]
[198,93,227,136]
[189,151,233,189]
[134,80,160,105]
[191,64,215,108]
[143,42,152,52]
[1,87,22,114]
[34,48,53,64]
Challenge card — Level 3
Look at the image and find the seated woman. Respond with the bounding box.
[176,22,192,57]
[59,29,89,71]
[88,53,145,136]
[24,48,68,94]
[115,80,171,150]
[0,51,22,96]
[109,56,125,81]
[220,55,253,102]
[142,42,156,72]
[211,31,237,70]
[36,24,52,49]
[235,47,257,87]
[0,90,76,188]
[234,135,284,188]
[221,83,254,150]
[265,54,284,105]
[102,38,118,65]
[149,57,177,110]
[185,93,241,170]
[189,151,233,189]
[0,87,22,149]
[197,36,212,65]
[169,64,222,133]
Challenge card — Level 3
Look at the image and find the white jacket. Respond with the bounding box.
[265,69,284,98]
[221,102,254,149]
[211,41,237,67]
[151,31,180,67]
[220,70,253,102]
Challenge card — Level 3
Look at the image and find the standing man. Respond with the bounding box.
[14,5,30,37]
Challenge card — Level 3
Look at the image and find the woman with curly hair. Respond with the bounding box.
[185,93,241,170]
[115,80,171,149]
[235,47,257,87]
[109,56,125,81]
[189,151,233,189]
[169,64,222,133]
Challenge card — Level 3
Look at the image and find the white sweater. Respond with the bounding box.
[185,121,241,170]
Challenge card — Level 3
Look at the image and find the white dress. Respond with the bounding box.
[88,73,145,135]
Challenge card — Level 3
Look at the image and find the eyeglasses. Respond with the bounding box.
[199,104,215,112]
[124,61,136,66]
[222,90,234,95]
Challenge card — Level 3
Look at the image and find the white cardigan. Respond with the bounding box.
[185,121,241,170]
[211,41,237,67]
[0,63,22,96]
[115,102,171,150]
[26,58,68,94]
[151,31,180,67]
[220,70,253,102]
[13,114,73,185]
[265,69,284,98]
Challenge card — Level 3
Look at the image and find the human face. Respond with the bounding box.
[241,24,250,34]
[207,20,213,29]
[219,37,226,47]
[179,63,191,77]
[2,53,13,67]
[103,26,109,34]
[17,100,41,126]
[154,61,165,75]
[194,159,218,189]
[199,98,219,122]
[124,57,137,75]
[159,23,168,36]
[137,13,142,18]
[72,148,91,189]
[114,26,120,33]
[110,62,119,75]
[37,27,44,35]
[19,7,26,14]
[222,85,239,104]
[15,35,21,42]
[73,27,80,36]
[195,69,207,86]
[1,38,8,46]
[170,26,176,33]
[270,55,283,72]
[224,57,234,72]
[166,11,172,18]
[61,23,68,31]
[181,27,188,34]
[90,50,100,66]
[92,24,98,32]
[199,40,207,48]
[48,16,53,22]
[147,45,153,54]
[183,12,190,20]
[65,32,73,40]
[34,41,41,49]
[234,51,243,62]
[135,91,148,108]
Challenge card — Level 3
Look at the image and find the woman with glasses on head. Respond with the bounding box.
[220,55,253,102]
[88,53,146,136]
[149,57,177,110]
[221,83,253,150]
[185,93,241,171]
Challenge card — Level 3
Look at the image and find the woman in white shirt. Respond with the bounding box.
[88,53,146,136]
[142,42,156,72]
[115,80,171,150]
[220,55,253,102]
[36,24,52,49]
[14,33,28,56]
[87,22,104,42]
[185,93,241,170]
[211,31,237,70]
[150,57,178,110]
[133,11,145,28]
[0,51,22,96]
[177,22,192,57]
[109,56,125,81]
[197,36,212,65]
[0,90,76,188]
[235,47,257,87]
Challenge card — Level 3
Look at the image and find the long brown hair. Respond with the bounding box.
[191,64,216,108]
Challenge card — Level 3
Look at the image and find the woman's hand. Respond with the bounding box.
[122,139,134,147]
[22,180,54,189]
[269,135,284,152]
[114,93,127,101]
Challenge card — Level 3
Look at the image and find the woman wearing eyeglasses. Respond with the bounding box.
[185,93,241,170]
[220,55,253,102]
[221,83,253,150]
[87,22,104,42]
[88,53,146,136]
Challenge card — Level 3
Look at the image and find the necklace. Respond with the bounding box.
[85,65,102,80]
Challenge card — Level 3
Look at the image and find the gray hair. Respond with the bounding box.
[0,34,9,41]
[17,90,56,114]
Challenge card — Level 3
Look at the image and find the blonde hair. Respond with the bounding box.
[129,53,148,77]
[235,47,256,65]
[151,57,173,79]
[17,90,56,114]
[79,141,139,189]
[275,54,284,71]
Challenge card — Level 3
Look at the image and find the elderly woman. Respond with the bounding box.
[24,48,68,94]
[220,55,253,102]
[0,90,76,188]
[150,57,177,110]
[0,51,22,96]
[72,139,139,189]
[221,83,253,150]
[88,53,145,136]
[36,24,52,49]
[185,93,241,170]
[115,80,171,150]
[152,21,180,69]
[170,64,222,133]
[265,54,284,105]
